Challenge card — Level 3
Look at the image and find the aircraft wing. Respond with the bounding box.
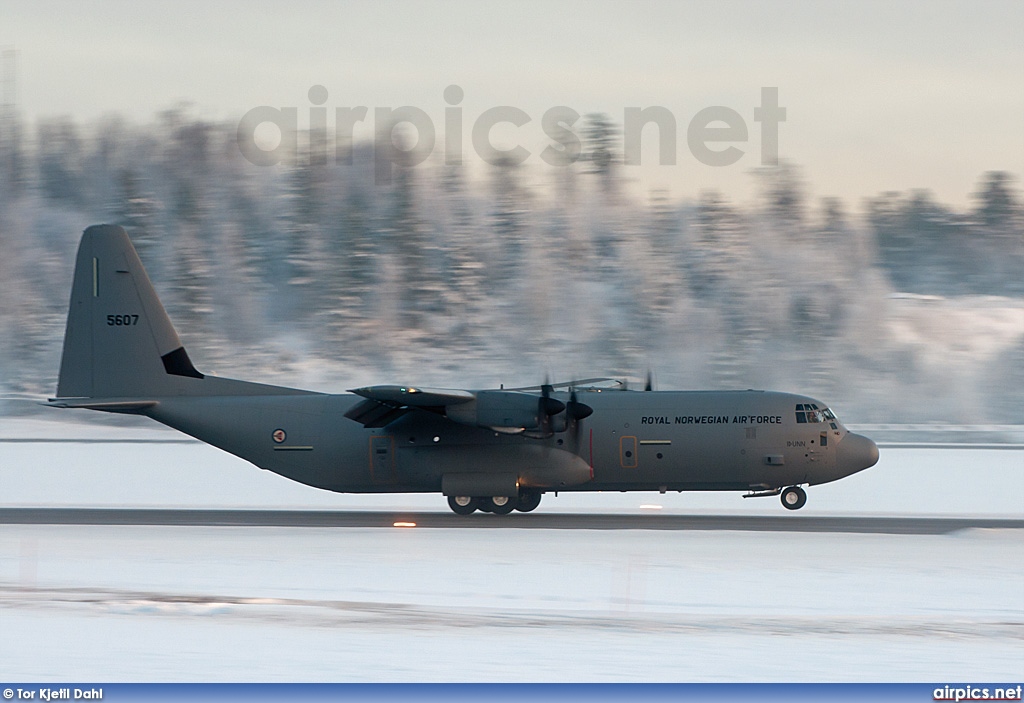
[344,386,475,428]
[344,384,590,437]
[349,386,475,407]
[343,398,411,427]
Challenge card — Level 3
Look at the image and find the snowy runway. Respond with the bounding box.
[0,417,1021,680]
[1,508,1020,534]
[2,524,1021,681]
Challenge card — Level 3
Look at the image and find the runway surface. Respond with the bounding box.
[1,508,1020,534]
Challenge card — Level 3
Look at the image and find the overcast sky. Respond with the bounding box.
[3,0,1022,207]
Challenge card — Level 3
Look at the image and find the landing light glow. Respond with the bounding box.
[393,522,417,528]
[640,504,663,510]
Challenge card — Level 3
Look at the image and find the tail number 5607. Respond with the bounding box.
[107,314,139,326]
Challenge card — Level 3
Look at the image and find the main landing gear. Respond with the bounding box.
[447,490,542,515]
[447,495,478,515]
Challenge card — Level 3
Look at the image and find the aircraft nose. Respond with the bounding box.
[835,432,879,475]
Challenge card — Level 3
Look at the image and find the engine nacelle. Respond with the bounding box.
[445,390,543,432]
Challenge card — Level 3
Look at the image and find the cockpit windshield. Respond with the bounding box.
[795,403,836,424]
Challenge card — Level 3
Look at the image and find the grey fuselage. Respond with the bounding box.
[145,388,866,495]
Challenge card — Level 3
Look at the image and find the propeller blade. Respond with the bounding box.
[540,378,565,416]
[566,389,593,420]
[565,387,592,447]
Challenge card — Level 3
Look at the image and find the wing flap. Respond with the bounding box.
[343,398,411,428]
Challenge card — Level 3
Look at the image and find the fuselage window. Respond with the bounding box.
[796,404,838,424]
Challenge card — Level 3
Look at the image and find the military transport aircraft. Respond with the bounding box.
[48,225,879,515]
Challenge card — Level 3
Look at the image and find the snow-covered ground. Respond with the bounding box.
[0,416,1021,681]
[2,524,1021,681]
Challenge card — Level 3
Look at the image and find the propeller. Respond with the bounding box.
[526,377,565,438]
[564,386,594,447]
[526,377,592,440]
[539,380,565,417]
[645,369,654,392]
[566,387,593,421]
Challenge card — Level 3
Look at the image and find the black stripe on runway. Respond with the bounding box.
[0,509,1020,534]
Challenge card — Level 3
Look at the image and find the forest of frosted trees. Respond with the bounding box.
[0,108,1021,424]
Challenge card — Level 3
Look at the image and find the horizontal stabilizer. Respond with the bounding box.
[45,398,159,413]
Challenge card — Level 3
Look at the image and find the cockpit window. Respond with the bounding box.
[795,404,837,424]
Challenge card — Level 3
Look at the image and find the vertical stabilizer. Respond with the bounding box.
[56,225,203,399]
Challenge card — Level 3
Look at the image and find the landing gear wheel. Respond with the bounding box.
[486,495,516,515]
[781,485,807,511]
[515,490,542,513]
[447,495,478,515]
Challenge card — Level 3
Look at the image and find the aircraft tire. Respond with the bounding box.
[781,485,807,510]
[486,496,517,515]
[448,495,478,515]
[515,490,542,513]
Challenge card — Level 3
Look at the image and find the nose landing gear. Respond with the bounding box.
[780,485,807,510]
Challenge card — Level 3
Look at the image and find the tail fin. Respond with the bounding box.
[56,224,204,399]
